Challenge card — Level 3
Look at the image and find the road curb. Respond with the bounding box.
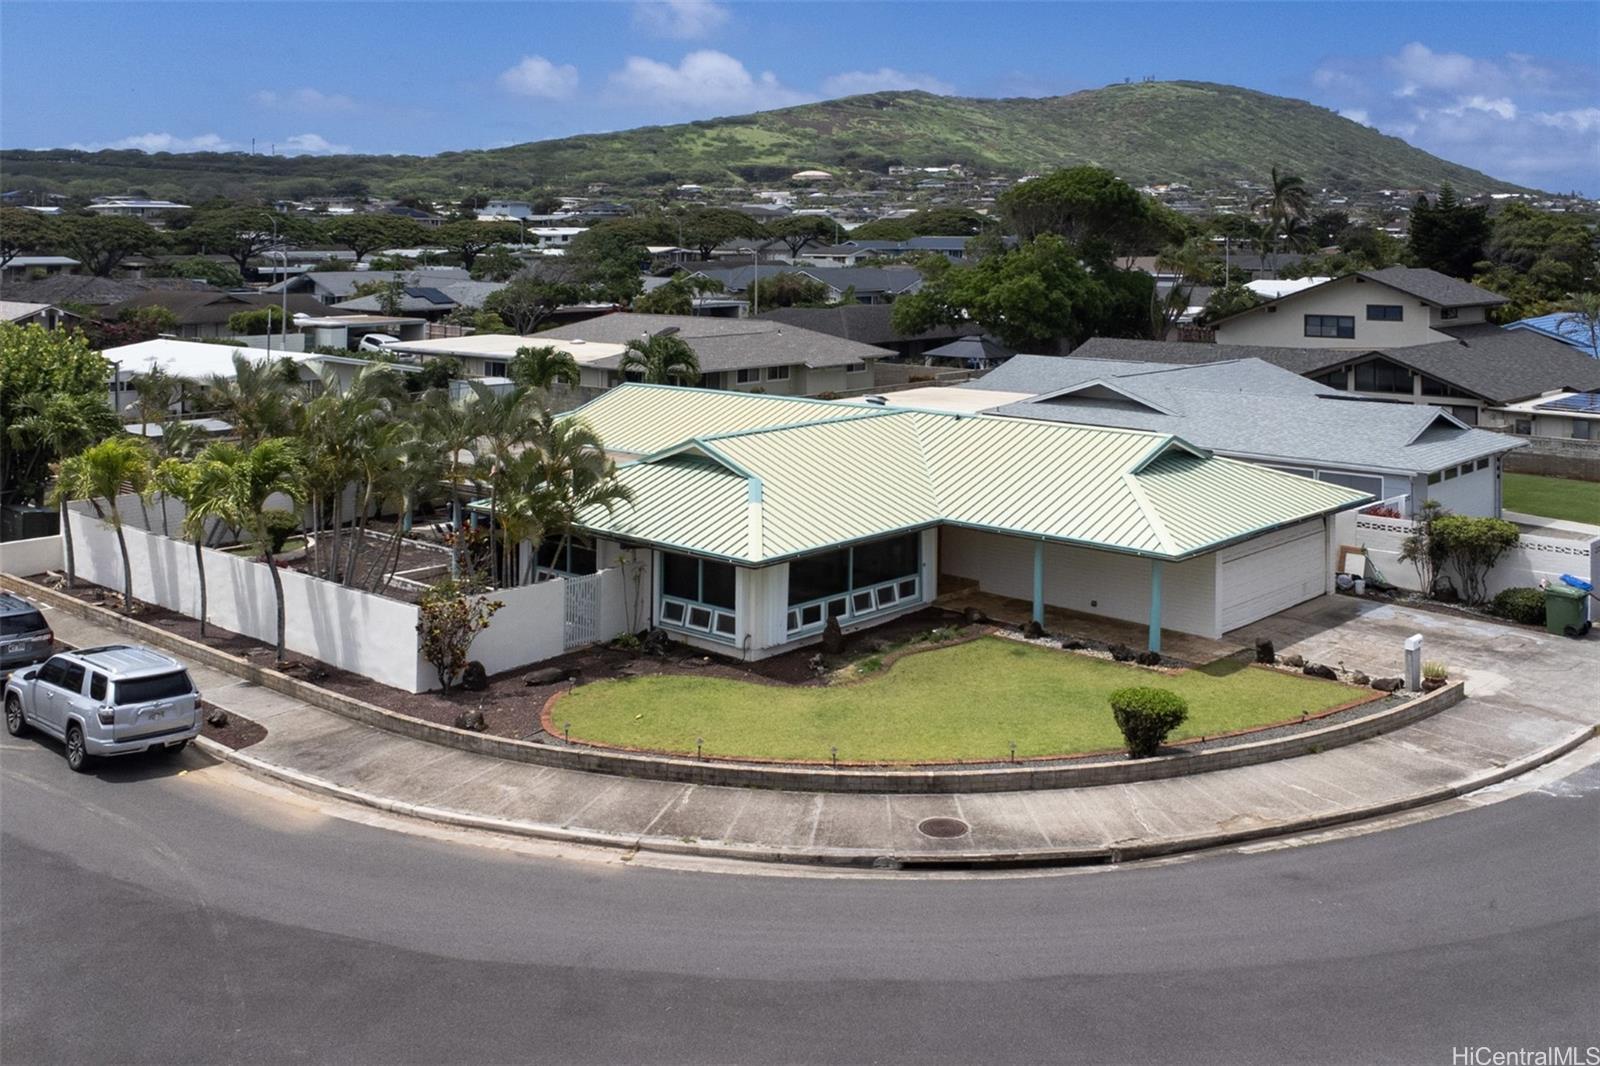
[193,722,1599,869]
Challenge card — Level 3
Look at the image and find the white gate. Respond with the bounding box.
[563,571,604,650]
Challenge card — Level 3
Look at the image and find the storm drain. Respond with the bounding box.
[917,817,971,839]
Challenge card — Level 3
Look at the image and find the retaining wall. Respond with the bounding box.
[1336,509,1599,595]
[0,534,63,578]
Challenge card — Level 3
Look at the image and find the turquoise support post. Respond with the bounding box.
[1148,559,1164,653]
[1032,540,1045,627]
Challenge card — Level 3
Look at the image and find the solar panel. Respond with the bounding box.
[1535,392,1600,414]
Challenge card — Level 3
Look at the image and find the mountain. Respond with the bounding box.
[0,81,1527,202]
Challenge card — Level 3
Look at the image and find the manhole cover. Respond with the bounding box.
[917,817,971,839]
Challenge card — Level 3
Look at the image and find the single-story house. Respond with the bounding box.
[386,334,628,386]
[538,385,1367,657]
[101,338,374,413]
[1211,266,1508,348]
[1,255,80,280]
[1494,390,1600,441]
[264,267,474,305]
[688,264,923,305]
[755,304,978,360]
[966,355,1523,517]
[1,300,81,329]
[1069,325,1600,430]
[801,237,982,267]
[1505,312,1600,360]
[0,275,212,308]
[104,290,329,339]
[922,335,1014,370]
[292,313,429,348]
[535,313,890,396]
[330,286,460,320]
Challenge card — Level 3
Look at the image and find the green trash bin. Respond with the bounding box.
[1544,585,1591,638]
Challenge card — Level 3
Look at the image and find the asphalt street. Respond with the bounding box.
[2,737,1597,1065]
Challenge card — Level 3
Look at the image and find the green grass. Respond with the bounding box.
[1502,473,1600,525]
[556,637,1366,763]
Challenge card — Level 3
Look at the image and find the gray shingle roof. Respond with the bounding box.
[755,304,977,344]
[985,357,1521,475]
[1072,327,1600,405]
[1357,266,1509,308]
[691,264,923,295]
[970,354,1330,396]
[537,312,892,372]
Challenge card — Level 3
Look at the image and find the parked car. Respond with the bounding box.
[357,332,401,352]
[4,645,201,771]
[0,592,54,679]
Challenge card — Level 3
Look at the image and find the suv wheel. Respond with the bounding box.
[64,723,90,773]
[4,694,25,737]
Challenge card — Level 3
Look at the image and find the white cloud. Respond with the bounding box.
[632,0,729,39]
[251,87,357,112]
[278,133,351,155]
[1443,95,1518,121]
[1338,108,1371,127]
[497,55,579,99]
[1386,42,1484,96]
[67,132,238,153]
[1534,107,1600,133]
[608,50,811,110]
[820,68,955,98]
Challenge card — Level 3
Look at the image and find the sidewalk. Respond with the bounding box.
[40,602,1598,867]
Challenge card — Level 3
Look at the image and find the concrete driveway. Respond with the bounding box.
[1236,594,1598,731]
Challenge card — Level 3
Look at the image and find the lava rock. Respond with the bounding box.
[460,661,488,692]
[1022,620,1046,639]
[1351,671,1371,687]
[453,708,486,732]
[1281,653,1305,669]
[1061,639,1089,651]
[205,708,230,728]
[821,616,846,654]
[1302,662,1338,681]
[1371,677,1404,692]
[1109,643,1136,662]
[523,666,569,686]
[1136,650,1162,666]
[961,607,986,625]
[1255,639,1275,664]
[808,653,827,677]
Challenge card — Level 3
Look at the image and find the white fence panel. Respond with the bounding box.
[1,535,64,577]
[467,578,566,679]
[1335,510,1599,598]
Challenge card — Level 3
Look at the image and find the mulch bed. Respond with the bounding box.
[34,575,968,742]
[201,710,267,751]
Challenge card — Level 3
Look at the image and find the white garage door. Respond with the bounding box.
[1217,523,1326,633]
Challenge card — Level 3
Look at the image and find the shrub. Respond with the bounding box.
[1109,687,1189,758]
[1422,660,1449,681]
[417,579,504,693]
[1490,587,1545,626]
[1433,514,1520,606]
[262,509,300,554]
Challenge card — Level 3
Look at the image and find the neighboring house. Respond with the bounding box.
[689,264,923,305]
[1,255,80,280]
[965,355,1522,517]
[84,197,191,224]
[330,286,460,321]
[386,334,628,386]
[755,304,978,361]
[525,384,1366,658]
[0,300,81,330]
[293,313,429,349]
[1505,312,1600,359]
[1211,267,1508,348]
[380,205,445,228]
[921,335,1014,370]
[101,338,371,413]
[0,274,213,308]
[264,267,474,304]
[801,237,986,267]
[1070,324,1600,430]
[536,313,888,396]
[103,290,329,339]
[1493,390,1600,441]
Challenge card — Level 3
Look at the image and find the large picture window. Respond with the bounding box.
[536,536,597,577]
[785,532,921,635]
[1365,305,1403,321]
[1304,315,1355,339]
[1354,359,1412,393]
[659,552,737,640]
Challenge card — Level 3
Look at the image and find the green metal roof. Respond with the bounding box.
[565,385,870,457]
[574,384,1368,564]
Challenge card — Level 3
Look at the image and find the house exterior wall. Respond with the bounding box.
[1216,276,1451,348]
[1424,458,1500,516]
[938,527,1220,638]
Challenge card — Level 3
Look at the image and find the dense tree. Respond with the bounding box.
[620,333,699,385]
[1308,210,1351,248]
[61,215,161,276]
[148,255,244,288]
[768,216,840,256]
[1408,184,1490,278]
[0,207,61,267]
[324,215,422,263]
[1481,202,1596,279]
[998,167,1174,260]
[179,205,306,275]
[432,220,519,269]
[1199,282,1264,325]
[469,245,523,282]
[508,345,580,390]
[679,207,768,259]
[204,351,300,443]
[753,272,832,309]
[0,323,116,504]
[633,272,724,315]
[483,275,586,334]
[846,218,916,241]
[226,306,294,335]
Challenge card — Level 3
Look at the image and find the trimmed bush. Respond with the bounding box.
[1109,687,1189,758]
[1490,587,1545,626]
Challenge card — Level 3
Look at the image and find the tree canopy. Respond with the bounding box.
[1408,184,1490,279]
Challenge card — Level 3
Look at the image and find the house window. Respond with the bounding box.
[1354,359,1412,393]
[1421,376,1472,398]
[785,532,921,635]
[1366,305,1403,321]
[1514,420,1532,435]
[845,362,867,374]
[1575,419,1593,441]
[1318,471,1383,497]
[767,365,791,381]
[1476,458,1490,471]
[736,368,762,384]
[659,552,737,640]
[1427,472,1442,485]
[1440,308,1459,320]
[1443,467,1457,480]
[483,360,508,378]
[698,372,722,389]
[1304,315,1355,339]
[536,537,598,577]
[1311,368,1347,390]
[1451,405,1479,425]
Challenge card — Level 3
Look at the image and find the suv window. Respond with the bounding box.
[37,657,69,687]
[1,609,48,636]
[59,662,86,695]
[89,672,108,701]
[113,672,194,706]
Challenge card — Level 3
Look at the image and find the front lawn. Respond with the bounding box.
[1502,473,1600,525]
[554,637,1368,763]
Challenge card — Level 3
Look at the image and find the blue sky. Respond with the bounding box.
[4,1,1597,192]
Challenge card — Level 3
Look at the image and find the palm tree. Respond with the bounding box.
[419,389,483,580]
[528,408,633,574]
[153,451,233,638]
[620,334,699,385]
[508,345,580,390]
[47,454,91,589]
[206,352,297,444]
[462,381,542,585]
[69,437,154,614]
[1255,165,1311,276]
[6,389,119,507]
[212,438,306,663]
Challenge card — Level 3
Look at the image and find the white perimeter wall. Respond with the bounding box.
[1,535,64,577]
[1336,509,1599,597]
[940,528,1220,638]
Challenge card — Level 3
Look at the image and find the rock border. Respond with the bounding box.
[5,574,1465,796]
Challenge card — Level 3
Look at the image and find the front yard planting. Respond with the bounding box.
[553,636,1371,763]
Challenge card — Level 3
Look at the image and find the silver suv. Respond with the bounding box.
[0,592,54,678]
[4,645,201,771]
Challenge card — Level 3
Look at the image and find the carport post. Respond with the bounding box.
[1147,559,1164,654]
[1032,540,1045,627]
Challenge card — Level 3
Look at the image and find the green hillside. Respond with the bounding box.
[0,81,1526,202]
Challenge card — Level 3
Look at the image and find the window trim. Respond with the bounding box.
[766,364,791,381]
[785,533,922,636]
[1365,304,1403,321]
[1304,314,1355,339]
[657,552,738,643]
